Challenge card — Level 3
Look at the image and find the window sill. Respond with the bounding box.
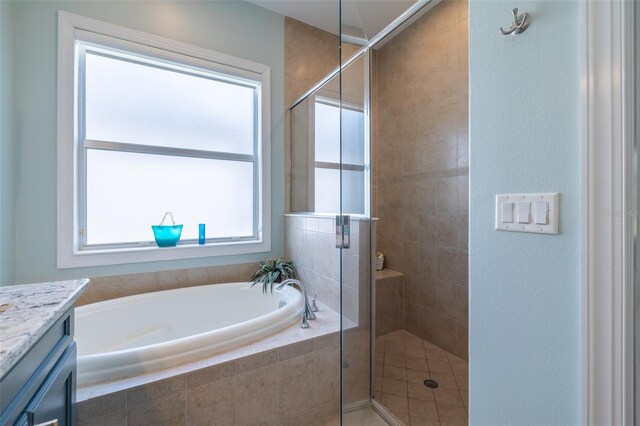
[57,239,270,269]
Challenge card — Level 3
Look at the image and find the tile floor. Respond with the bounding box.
[374,330,468,426]
[313,407,388,426]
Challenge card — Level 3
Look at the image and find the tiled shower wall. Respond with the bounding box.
[283,215,371,325]
[284,214,373,406]
[373,0,469,359]
[284,215,341,312]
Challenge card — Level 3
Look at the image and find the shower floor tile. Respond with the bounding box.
[312,407,388,426]
[374,330,468,426]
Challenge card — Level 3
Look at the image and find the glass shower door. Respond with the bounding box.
[288,14,374,423]
[632,0,640,424]
[338,49,373,419]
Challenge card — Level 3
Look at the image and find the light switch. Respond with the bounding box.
[495,193,559,234]
[534,201,549,224]
[501,202,514,223]
[517,202,530,223]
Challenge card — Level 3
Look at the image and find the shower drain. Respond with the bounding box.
[423,379,439,389]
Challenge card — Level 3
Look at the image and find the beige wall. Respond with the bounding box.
[284,17,340,108]
[374,0,468,359]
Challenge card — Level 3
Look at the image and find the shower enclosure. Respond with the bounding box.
[288,0,468,423]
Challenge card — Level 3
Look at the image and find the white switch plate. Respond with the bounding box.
[495,193,559,234]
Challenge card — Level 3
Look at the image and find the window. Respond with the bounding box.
[57,12,271,267]
[313,98,365,214]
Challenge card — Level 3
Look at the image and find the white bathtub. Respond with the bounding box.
[75,282,304,385]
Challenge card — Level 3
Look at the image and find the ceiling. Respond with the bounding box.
[246,0,418,42]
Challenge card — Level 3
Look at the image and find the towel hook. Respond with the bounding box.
[499,8,530,35]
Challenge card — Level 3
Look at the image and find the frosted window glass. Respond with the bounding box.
[315,168,364,214]
[341,108,365,165]
[315,102,340,163]
[85,52,255,154]
[315,102,364,165]
[86,150,254,245]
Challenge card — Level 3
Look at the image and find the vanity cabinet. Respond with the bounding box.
[0,308,76,426]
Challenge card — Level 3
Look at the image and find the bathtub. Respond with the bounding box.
[75,282,304,385]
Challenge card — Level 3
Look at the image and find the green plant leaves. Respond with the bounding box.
[249,258,298,294]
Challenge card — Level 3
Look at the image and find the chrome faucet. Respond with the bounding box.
[276,278,316,328]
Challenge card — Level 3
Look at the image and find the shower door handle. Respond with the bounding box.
[335,215,351,249]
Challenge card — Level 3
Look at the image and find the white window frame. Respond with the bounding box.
[57,11,271,268]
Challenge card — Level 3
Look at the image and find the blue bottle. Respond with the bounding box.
[198,224,206,245]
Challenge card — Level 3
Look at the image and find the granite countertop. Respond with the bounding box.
[0,279,89,378]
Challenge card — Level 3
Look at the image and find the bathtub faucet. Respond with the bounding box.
[276,279,316,328]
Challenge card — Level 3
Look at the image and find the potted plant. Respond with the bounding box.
[249,258,298,294]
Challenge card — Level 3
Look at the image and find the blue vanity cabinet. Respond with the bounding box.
[0,307,77,426]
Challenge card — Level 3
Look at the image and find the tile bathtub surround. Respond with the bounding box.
[78,335,340,426]
[77,262,259,306]
[77,300,340,401]
[374,330,468,426]
[0,279,88,377]
[78,306,341,426]
[373,0,469,359]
